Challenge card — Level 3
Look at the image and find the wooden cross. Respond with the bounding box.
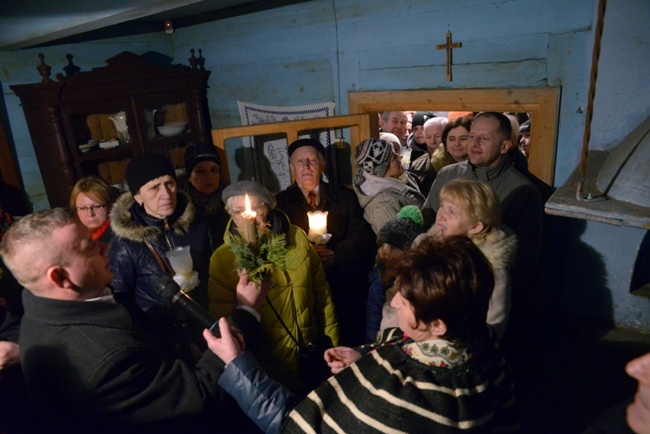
[436,31,462,82]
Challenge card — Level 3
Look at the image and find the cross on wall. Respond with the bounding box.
[436,31,462,82]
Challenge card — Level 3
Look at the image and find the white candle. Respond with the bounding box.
[239,194,258,246]
[307,210,329,244]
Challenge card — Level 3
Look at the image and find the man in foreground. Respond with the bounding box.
[0,208,266,433]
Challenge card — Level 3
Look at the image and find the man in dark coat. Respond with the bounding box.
[275,139,375,346]
[0,208,267,433]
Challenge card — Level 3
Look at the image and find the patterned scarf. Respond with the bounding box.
[402,338,473,369]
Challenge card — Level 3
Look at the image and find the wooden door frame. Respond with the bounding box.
[348,87,560,186]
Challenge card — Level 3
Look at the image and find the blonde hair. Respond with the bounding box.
[439,179,501,239]
[69,176,117,211]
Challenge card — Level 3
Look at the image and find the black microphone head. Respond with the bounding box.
[154,275,180,301]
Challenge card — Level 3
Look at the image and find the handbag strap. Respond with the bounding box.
[265,295,304,348]
[145,241,175,276]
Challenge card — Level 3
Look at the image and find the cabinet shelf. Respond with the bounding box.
[11,51,213,207]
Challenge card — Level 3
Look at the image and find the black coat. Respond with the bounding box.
[19,290,260,433]
[275,182,375,345]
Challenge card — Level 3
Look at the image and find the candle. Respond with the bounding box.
[239,194,258,246]
[307,210,329,244]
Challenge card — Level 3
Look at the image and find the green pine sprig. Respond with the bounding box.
[226,225,289,284]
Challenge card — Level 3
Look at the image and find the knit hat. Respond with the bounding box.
[354,138,395,177]
[377,206,424,251]
[519,119,531,134]
[287,139,325,157]
[125,153,175,194]
[184,143,221,176]
[412,112,436,128]
[222,180,276,209]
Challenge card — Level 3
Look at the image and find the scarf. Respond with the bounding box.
[91,218,111,241]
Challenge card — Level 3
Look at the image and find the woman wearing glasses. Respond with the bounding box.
[69,176,118,243]
[209,180,339,397]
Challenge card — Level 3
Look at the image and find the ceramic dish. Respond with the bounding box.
[79,143,98,153]
[158,121,187,137]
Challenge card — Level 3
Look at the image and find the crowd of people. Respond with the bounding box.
[1,111,648,433]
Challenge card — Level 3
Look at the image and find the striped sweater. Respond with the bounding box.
[282,328,518,433]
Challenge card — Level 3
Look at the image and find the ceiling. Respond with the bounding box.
[0,0,308,51]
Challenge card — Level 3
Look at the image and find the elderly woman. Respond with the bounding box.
[208,180,339,395]
[353,138,424,234]
[184,144,229,248]
[393,179,517,340]
[69,176,117,243]
[208,236,519,433]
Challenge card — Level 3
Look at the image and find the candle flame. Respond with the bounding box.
[244,194,256,218]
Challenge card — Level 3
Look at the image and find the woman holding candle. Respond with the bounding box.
[209,180,339,396]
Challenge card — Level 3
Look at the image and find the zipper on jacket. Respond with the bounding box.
[163,218,173,251]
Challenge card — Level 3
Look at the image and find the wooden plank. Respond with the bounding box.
[211,114,370,184]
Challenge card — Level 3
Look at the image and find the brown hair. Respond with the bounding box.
[69,176,117,212]
[441,116,473,149]
[393,235,495,350]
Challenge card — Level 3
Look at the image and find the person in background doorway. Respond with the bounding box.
[409,116,451,196]
[519,119,531,158]
[406,111,436,161]
[378,111,408,146]
[69,176,118,244]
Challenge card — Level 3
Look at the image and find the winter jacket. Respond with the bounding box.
[209,209,339,393]
[219,327,518,434]
[109,191,213,334]
[423,158,543,293]
[353,171,425,234]
[19,290,261,434]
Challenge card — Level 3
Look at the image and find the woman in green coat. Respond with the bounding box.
[209,181,339,395]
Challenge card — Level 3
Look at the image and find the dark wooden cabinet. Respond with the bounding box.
[11,51,212,208]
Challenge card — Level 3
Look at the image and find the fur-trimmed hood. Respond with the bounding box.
[431,143,459,172]
[110,190,196,243]
[471,226,518,271]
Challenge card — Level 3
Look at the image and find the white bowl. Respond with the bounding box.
[79,143,98,153]
[157,121,187,137]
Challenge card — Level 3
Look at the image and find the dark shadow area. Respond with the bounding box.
[631,230,650,294]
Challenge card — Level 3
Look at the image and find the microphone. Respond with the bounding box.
[154,275,220,337]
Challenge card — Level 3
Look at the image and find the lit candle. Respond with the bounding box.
[239,194,258,246]
[307,210,329,244]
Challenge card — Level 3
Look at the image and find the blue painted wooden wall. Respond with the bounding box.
[0,0,648,331]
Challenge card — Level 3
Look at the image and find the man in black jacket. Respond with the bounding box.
[0,208,266,433]
[275,139,375,345]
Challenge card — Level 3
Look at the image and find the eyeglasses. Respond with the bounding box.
[232,204,267,215]
[76,204,107,214]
